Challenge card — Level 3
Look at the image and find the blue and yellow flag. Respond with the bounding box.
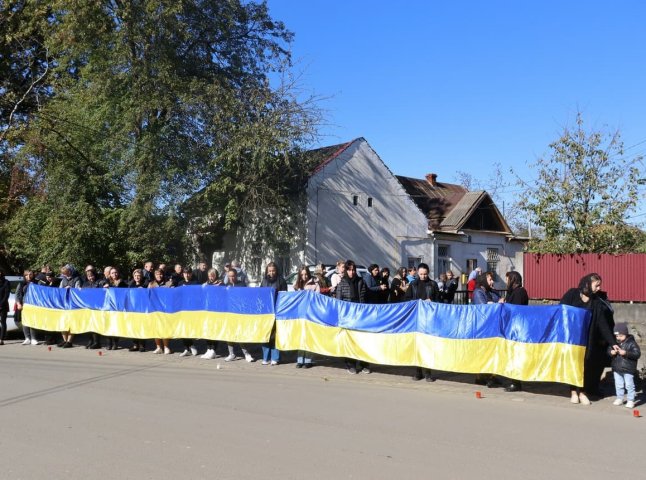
[22,284,276,343]
[275,291,591,386]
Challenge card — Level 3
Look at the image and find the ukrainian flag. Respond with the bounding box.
[275,291,591,386]
[22,284,276,343]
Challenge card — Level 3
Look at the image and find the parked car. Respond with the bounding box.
[6,275,24,332]
[286,265,369,292]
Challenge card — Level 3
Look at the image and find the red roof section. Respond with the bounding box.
[309,139,358,175]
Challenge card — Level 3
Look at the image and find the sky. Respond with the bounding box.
[267,0,646,225]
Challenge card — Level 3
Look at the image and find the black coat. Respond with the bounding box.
[560,288,616,359]
[336,276,366,303]
[506,286,529,306]
[404,278,440,302]
[608,335,641,375]
[260,275,287,292]
[0,277,11,312]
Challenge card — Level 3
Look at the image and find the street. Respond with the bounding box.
[0,340,642,480]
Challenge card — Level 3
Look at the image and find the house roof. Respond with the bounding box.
[308,140,512,235]
[309,139,358,176]
[395,175,467,230]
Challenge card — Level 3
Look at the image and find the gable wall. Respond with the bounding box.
[305,140,429,269]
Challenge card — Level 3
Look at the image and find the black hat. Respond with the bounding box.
[614,323,629,335]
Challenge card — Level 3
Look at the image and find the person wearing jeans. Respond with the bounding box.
[609,322,641,409]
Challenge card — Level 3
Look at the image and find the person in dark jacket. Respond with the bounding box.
[365,264,388,304]
[609,322,641,409]
[127,269,148,352]
[192,261,209,285]
[16,270,41,345]
[444,270,459,304]
[81,265,103,349]
[38,271,60,345]
[177,267,199,357]
[560,273,617,405]
[58,264,82,348]
[336,260,370,374]
[103,267,128,350]
[260,262,287,365]
[501,271,529,392]
[405,263,439,382]
[472,272,502,388]
[0,270,9,346]
[224,268,255,362]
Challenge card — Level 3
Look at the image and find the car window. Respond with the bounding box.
[9,280,21,294]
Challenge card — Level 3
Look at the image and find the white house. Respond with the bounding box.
[216,137,524,286]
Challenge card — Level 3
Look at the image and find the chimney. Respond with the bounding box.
[425,173,438,186]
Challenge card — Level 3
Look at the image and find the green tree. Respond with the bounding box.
[0,0,319,271]
[519,114,643,253]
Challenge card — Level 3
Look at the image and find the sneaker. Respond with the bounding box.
[347,367,357,374]
[578,393,591,405]
[22,339,31,345]
[362,367,372,374]
[570,392,580,404]
[62,342,73,349]
[201,349,216,360]
[625,401,636,409]
[153,347,163,354]
[164,347,172,355]
[261,360,269,365]
[190,346,198,356]
[32,339,43,345]
[179,349,191,357]
[224,353,236,362]
[613,398,624,406]
[270,361,279,366]
[245,353,255,363]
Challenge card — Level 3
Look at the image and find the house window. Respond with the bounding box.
[367,197,373,207]
[437,245,450,277]
[352,195,358,206]
[486,248,499,275]
[407,256,422,269]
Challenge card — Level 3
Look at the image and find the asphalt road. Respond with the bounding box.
[0,339,642,480]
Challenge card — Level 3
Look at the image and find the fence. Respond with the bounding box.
[523,253,646,302]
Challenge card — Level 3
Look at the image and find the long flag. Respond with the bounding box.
[275,291,591,386]
[22,284,276,343]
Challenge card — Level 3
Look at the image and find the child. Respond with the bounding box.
[609,323,641,408]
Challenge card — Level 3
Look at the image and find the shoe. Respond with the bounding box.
[612,398,624,406]
[89,343,101,349]
[153,347,163,354]
[201,349,216,360]
[424,372,435,382]
[570,392,580,404]
[625,401,636,409]
[139,345,146,353]
[261,360,269,365]
[303,363,313,369]
[31,339,41,345]
[270,361,279,366]
[179,349,191,357]
[505,383,521,392]
[22,339,31,345]
[412,369,423,381]
[85,343,91,349]
[475,376,487,386]
[486,378,501,389]
[128,345,139,352]
[224,354,236,362]
[190,346,198,356]
[347,367,357,374]
[164,347,172,355]
[62,342,73,349]
[245,353,255,363]
[57,341,66,348]
[295,363,303,368]
[578,393,591,405]
[110,344,118,350]
[362,367,372,374]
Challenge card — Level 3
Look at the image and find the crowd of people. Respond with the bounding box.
[0,260,640,406]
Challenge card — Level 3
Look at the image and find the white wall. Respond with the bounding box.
[305,139,428,270]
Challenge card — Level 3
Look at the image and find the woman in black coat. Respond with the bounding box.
[501,271,529,392]
[560,273,617,405]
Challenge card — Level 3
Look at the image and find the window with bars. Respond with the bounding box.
[486,248,499,275]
